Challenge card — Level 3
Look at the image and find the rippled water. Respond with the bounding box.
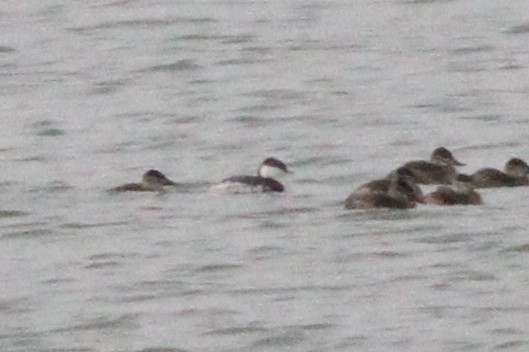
[2,0,529,351]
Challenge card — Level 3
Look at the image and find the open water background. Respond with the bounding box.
[2,0,529,351]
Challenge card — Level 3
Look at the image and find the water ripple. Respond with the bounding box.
[1,227,54,240]
[403,0,458,4]
[50,313,139,333]
[447,270,497,282]
[0,45,16,53]
[494,341,528,349]
[194,263,244,273]
[451,45,495,55]
[216,57,267,66]
[228,284,357,296]
[59,221,130,229]
[252,330,305,347]
[500,243,529,253]
[0,210,28,218]
[89,79,128,95]
[504,23,529,35]
[414,232,471,244]
[38,349,94,352]
[0,296,34,314]
[68,17,218,32]
[204,325,268,336]
[137,59,201,73]
[28,180,72,193]
[31,120,65,137]
[136,348,189,352]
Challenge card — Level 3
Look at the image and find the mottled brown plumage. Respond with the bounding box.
[345,170,421,209]
[471,158,529,188]
[399,147,464,184]
[111,170,176,192]
[424,174,483,206]
[353,168,424,203]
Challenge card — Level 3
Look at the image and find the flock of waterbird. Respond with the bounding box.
[111,148,529,210]
[110,157,291,193]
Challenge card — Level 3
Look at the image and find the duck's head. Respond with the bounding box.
[505,158,529,177]
[389,167,424,203]
[431,147,464,166]
[142,169,176,187]
[388,169,423,203]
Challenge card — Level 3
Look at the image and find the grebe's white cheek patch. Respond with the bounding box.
[258,164,285,178]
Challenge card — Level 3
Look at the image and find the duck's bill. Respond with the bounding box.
[163,178,177,186]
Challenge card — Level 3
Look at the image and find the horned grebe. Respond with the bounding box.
[219,157,291,193]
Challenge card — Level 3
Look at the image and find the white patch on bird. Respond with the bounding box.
[209,181,260,194]
[258,164,284,178]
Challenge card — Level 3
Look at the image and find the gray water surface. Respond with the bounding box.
[2,1,529,351]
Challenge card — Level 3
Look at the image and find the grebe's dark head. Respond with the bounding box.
[143,169,176,186]
[431,147,464,166]
[258,157,291,178]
